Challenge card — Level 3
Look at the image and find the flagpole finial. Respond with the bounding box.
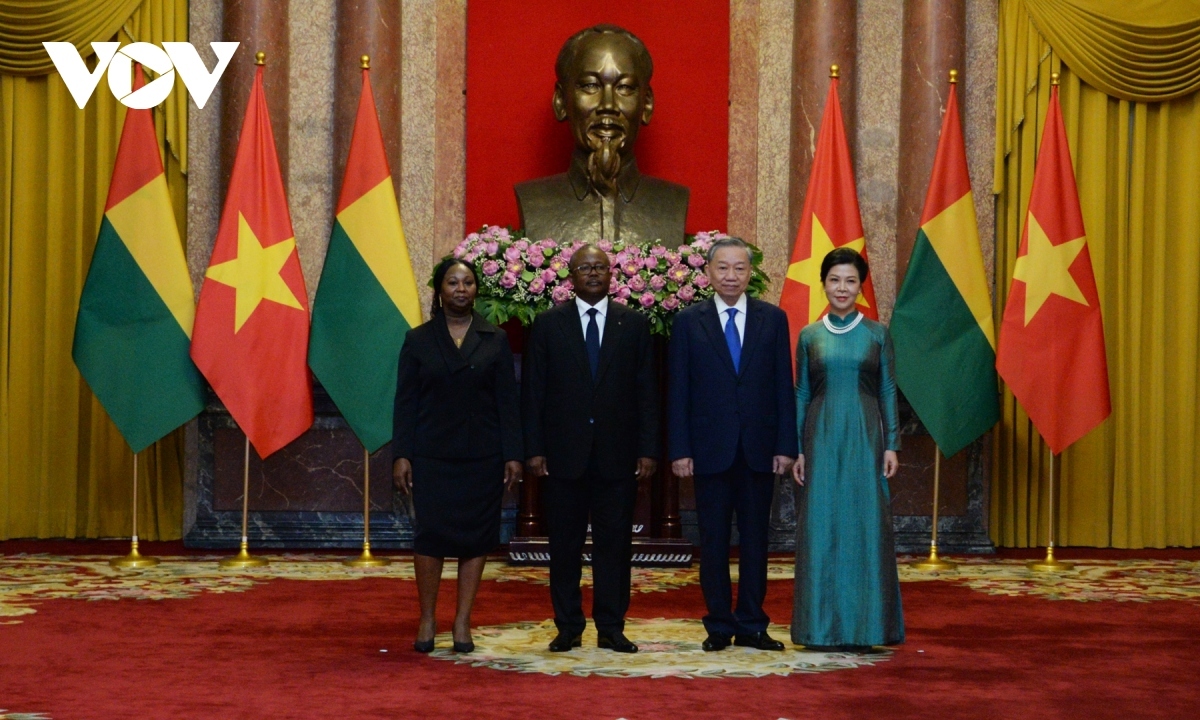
[255,51,266,66]
[830,64,839,79]
[360,55,370,70]
[1051,71,1060,86]
[948,69,958,84]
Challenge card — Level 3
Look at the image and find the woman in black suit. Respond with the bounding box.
[392,258,523,653]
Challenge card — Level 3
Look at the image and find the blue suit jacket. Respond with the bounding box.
[667,297,798,475]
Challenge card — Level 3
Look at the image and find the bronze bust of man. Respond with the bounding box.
[516,24,689,245]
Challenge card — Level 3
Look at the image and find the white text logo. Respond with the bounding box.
[43,42,240,110]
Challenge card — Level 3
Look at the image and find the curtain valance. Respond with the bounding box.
[0,0,144,76]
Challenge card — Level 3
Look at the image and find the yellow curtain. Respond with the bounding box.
[0,0,145,76]
[1024,0,1200,102]
[0,0,189,540]
[992,0,1200,548]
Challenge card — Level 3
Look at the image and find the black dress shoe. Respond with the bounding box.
[702,633,731,652]
[452,640,475,653]
[413,638,434,653]
[734,631,785,651]
[548,632,582,652]
[597,631,638,653]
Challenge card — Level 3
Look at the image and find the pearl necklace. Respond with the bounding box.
[822,312,863,335]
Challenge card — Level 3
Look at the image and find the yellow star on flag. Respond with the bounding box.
[1012,214,1088,326]
[786,214,869,323]
[205,213,304,332]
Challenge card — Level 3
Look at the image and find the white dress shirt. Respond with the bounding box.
[576,296,610,344]
[713,293,747,343]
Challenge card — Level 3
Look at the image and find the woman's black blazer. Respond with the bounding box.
[391,312,522,462]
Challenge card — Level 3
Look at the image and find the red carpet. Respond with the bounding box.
[2,544,1199,719]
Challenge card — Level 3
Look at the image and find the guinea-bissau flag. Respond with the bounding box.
[309,65,422,452]
[891,75,999,457]
[779,72,878,355]
[190,61,313,458]
[995,80,1110,456]
[72,65,204,453]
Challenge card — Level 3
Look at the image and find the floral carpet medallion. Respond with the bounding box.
[428,618,891,678]
[2,554,1198,623]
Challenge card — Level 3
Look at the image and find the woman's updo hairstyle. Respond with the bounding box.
[819,247,869,283]
[430,257,479,316]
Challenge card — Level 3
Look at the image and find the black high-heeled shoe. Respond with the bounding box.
[452,639,475,653]
[413,638,435,653]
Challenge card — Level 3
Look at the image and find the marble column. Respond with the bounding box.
[894,0,966,283]
[221,0,290,186]
[333,0,402,196]
[788,0,857,243]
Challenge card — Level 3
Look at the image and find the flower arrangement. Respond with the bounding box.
[448,226,770,335]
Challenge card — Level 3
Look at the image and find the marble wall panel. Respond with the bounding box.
[288,0,337,305]
[854,0,903,322]
[755,0,795,303]
[728,0,761,248]
[400,0,438,318]
[965,0,998,288]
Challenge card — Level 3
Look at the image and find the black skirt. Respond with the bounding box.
[410,454,504,559]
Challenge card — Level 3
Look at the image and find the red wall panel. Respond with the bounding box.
[465,0,730,238]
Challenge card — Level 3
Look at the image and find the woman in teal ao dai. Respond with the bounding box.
[791,247,904,650]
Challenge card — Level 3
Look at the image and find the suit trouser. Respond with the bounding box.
[544,463,638,636]
[694,447,775,636]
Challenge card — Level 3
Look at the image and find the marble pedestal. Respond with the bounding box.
[184,386,517,549]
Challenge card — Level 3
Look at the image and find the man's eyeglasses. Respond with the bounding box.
[571,263,610,275]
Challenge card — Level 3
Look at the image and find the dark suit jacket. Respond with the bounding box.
[392,312,522,462]
[667,297,797,475]
[522,299,659,481]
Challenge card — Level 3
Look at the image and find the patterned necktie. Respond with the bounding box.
[586,308,600,379]
[725,308,741,372]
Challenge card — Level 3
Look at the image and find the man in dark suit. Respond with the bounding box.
[523,244,659,654]
[668,237,796,652]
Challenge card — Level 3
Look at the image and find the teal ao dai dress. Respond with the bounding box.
[792,310,904,648]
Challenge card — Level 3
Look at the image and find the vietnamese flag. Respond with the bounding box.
[779,73,878,353]
[995,82,1110,455]
[190,63,313,458]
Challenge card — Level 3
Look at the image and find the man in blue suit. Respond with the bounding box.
[668,236,796,651]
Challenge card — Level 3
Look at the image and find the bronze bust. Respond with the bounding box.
[515,25,689,245]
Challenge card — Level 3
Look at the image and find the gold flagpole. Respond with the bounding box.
[911,444,956,571]
[345,446,389,567]
[111,451,160,569]
[1028,451,1073,572]
[221,436,269,569]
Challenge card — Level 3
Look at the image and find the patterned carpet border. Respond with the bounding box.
[427,618,892,678]
[2,554,1198,623]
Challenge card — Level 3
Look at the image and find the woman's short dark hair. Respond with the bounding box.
[820,247,869,282]
[430,257,478,315]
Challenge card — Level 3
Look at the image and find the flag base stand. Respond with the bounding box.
[344,448,389,568]
[220,541,269,569]
[910,543,956,572]
[344,542,390,568]
[1026,545,1074,573]
[910,448,956,572]
[110,539,160,570]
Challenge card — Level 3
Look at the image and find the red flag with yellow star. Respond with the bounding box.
[190,64,313,457]
[779,75,878,354]
[995,83,1110,455]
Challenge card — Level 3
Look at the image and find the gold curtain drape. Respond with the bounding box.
[992,0,1200,548]
[0,0,145,76]
[0,0,189,540]
[1024,0,1200,102]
